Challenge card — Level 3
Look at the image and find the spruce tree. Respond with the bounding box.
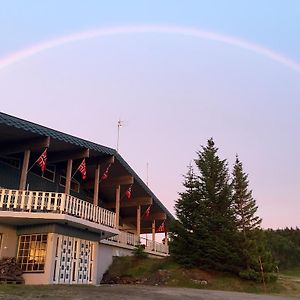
[171,139,242,272]
[232,155,261,236]
[232,156,275,276]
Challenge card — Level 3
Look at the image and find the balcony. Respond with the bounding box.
[102,230,169,256]
[0,188,117,233]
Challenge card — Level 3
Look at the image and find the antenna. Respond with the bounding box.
[116,119,123,152]
[146,162,149,186]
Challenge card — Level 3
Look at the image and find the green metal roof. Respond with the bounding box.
[0,112,174,221]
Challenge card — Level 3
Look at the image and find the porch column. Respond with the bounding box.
[19,149,31,190]
[136,205,141,240]
[165,230,168,246]
[152,219,156,251]
[93,163,100,206]
[115,184,120,228]
[65,159,73,194]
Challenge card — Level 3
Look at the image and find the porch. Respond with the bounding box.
[101,230,169,257]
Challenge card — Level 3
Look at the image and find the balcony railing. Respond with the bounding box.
[0,189,116,229]
[105,231,169,255]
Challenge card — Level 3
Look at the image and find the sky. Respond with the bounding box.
[0,1,299,228]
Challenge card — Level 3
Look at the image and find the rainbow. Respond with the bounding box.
[0,25,300,73]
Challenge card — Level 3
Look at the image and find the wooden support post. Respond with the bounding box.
[165,230,168,246]
[65,159,73,194]
[152,219,156,251]
[19,150,30,190]
[137,205,141,240]
[93,164,100,206]
[115,185,120,228]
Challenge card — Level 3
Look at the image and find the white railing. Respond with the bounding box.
[143,238,169,254]
[0,188,116,229]
[105,231,169,255]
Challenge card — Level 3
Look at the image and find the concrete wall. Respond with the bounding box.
[96,243,134,284]
[0,224,18,259]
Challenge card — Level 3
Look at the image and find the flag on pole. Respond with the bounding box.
[77,158,87,180]
[144,205,151,219]
[125,185,132,199]
[157,221,166,233]
[37,148,47,173]
[101,163,111,181]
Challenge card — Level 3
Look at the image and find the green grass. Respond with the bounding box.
[281,268,300,277]
[104,256,300,297]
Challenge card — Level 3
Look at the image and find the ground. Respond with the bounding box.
[0,285,298,300]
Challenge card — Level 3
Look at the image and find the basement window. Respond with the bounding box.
[17,234,48,272]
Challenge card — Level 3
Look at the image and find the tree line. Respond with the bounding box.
[265,228,300,270]
[170,138,276,282]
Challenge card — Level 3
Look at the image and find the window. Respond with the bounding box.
[59,176,80,193]
[0,156,20,169]
[17,234,48,272]
[31,164,56,182]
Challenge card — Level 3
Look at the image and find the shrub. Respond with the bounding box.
[132,244,148,258]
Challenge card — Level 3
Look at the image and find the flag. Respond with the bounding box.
[125,185,132,199]
[144,205,151,219]
[157,221,166,233]
[101,163,111,181]
[77,158,87,180]
[37,148,47,173]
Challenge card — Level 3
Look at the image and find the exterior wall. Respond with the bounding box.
[0,224,18,259]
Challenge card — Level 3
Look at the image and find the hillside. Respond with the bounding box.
[101,256,300,297]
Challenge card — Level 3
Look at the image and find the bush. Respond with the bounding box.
[132,244,148,258]
[239,269,277,283]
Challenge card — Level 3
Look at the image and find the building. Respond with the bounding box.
[0,112,174,285]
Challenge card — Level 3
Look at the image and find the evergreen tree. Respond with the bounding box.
[232,156,275,277]
[232,155,261,237]
[171,138,242,273]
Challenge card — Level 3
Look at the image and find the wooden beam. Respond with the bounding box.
[48,149,89,163]
[19,150,30,190]
[83,175,134,189]
[86,155,114,166]
[93,163,100,206]
[122,212,166,224]
[104,197,152,208]
[101,175,134,186]
[0,137,50,155]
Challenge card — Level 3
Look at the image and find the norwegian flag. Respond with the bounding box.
[77,158,87,180]
[37,148,47,173]
[101,163,111,181]
[157,221,166,233]
[125,185,132,199]
[144,205,151,219]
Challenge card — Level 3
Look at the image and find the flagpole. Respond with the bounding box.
[27,148,47,173]
[116,119,122,152]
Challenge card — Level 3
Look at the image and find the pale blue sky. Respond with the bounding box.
[0,1,299,228]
